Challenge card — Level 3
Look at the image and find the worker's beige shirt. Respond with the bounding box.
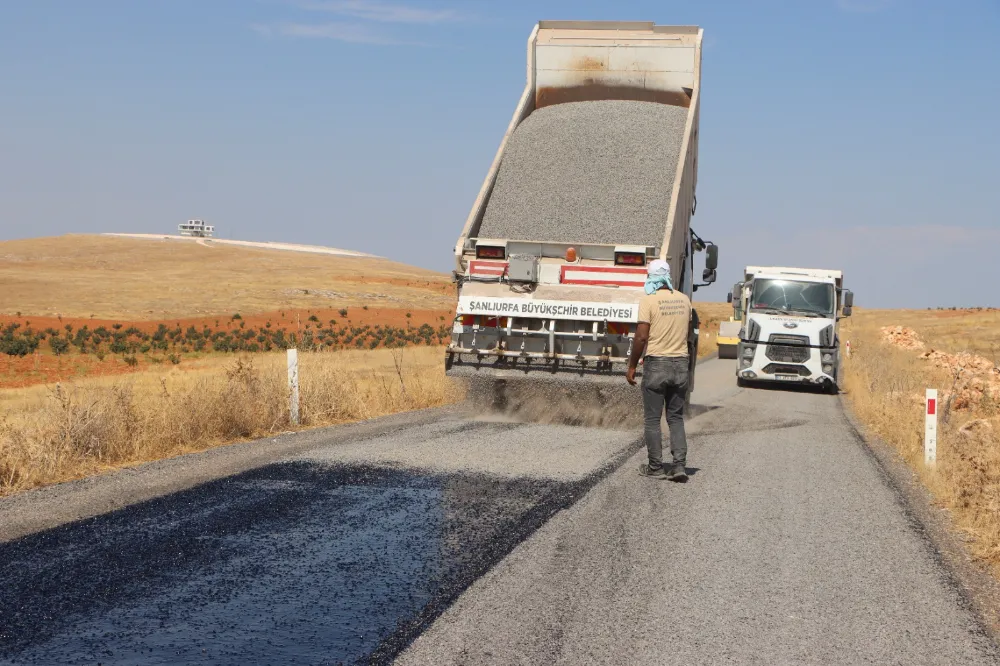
[637,289,692,358]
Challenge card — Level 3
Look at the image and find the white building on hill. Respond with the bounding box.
[178,219,214,237]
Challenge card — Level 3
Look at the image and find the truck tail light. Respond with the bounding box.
[614,252,646,266]
[459,315,508,328]
[476,245,506,260]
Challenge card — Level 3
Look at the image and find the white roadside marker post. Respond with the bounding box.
[925,388,937,467]
[287,349,300,426]
[845,340,851,358]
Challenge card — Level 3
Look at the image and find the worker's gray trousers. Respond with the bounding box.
[641,356,689,470]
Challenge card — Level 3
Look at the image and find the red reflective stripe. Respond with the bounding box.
[562,266,646,274]
[469,260,507,275]
[927,398,936,416]
[563,279,646,287]
[560,265,647,287]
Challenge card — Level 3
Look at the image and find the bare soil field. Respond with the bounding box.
[0,234,459,388]
[0,234,454,319]
[842,308,1000,575]
[0,307,452,389]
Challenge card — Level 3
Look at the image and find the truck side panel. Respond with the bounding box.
[661,84,700,290]
[452,25,539,272]
[533,25,699,109]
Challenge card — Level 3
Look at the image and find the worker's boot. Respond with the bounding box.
[667,462,689,482]
[637,464,667,479]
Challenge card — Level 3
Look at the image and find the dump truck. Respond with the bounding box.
[728,266,854,393]
[444,21,718,397]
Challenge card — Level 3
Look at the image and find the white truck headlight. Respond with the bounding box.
[822,352,834,363]
[742,346,755,358]
[823,364,834,374]
[742,358,752,368]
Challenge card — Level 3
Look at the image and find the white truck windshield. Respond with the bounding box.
[749,279,835,317]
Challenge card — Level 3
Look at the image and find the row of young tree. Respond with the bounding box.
[0,320,452,358]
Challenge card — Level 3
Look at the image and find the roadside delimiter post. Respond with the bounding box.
[925,388,937,467]
[287,348,300,426]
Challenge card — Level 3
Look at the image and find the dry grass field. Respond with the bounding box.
[693,301,733,358]
[0,233,748,494]
[0,234,454,319]
[0,235,465,493]
[0,347,459,495]
[841,308,1000,574]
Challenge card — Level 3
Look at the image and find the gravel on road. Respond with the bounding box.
[0,463,585,665]
[477,100,689,248]
[398,363,1000,665]
[0,409,643,664]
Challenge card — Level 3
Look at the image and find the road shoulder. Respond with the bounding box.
[0,406,454,543]
[840,393,1000,642]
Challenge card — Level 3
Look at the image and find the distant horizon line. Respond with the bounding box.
[101,232,381,259]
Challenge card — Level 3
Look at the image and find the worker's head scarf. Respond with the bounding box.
[645,259,673,295]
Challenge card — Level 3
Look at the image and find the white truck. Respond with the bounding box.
[728,267,854,393]
[444,21,718,397]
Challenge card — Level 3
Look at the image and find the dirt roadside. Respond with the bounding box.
[0,407,453,543]
[841,394,1000,643]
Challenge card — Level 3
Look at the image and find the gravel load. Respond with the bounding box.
[478,100,689,248]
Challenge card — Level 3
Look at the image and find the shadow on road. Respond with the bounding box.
[741,381,837,396]
[0,440,643,665]
[687,404,722,418]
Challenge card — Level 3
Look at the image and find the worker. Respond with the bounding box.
[626,259,691,482]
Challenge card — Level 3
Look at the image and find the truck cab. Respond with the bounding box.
[728,267,853,393]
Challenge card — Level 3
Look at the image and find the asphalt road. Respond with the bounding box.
[1,358,997,664]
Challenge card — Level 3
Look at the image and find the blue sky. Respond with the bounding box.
[1,0,997,308]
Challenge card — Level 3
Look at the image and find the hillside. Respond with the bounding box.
[0,235,453,320]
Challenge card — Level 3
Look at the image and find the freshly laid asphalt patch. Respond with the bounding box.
[0,452,634,665]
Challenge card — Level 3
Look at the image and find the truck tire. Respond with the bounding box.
[685,310,700,416]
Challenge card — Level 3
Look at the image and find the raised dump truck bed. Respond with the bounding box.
[476,100,689,248]
[446,21,717,390]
